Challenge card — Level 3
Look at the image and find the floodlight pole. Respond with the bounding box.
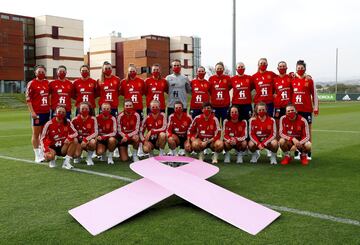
[232,0,236,75]
[335,48,338,95]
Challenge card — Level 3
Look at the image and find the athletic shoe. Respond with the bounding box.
[99,154,107,162]
[199,152,204,161]
[270,152,277,165]
[114,148,120,158]
[250,151,260,163]
[86,157,94,166]
[62,160,73,170]
[107,156,114,165]
[73,158,80,164]
[307,152,312,160]
[167,151,174,156]
[294,150,300,160]
[224,152,231,163]
[133,155,139,162]
[236,152,243,164]
[212,152,218,164]
[266,149,272,157]
[49,160,56,168]
[300,154,309,165]
[178,149,186,156]
[204,148,211,155]
[280,155,292,165]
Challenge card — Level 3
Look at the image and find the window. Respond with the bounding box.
[53,68,57,79]
[53,47,60,59]
[52,26,59,39]
[184,44,188,52]
[1,14,10,20]
[184,59,189,68]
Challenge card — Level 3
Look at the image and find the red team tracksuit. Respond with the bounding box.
[273,74,292,118]
[120,78,145,112]
[223,119,248,143]
[73,77,98,110]
[140,113,167,144]
[167,112,193,144]
[117,111,141,141]
[230,74,254,119]
[97,75,121,111]
[190,78,210,118]
[40,118,78,153]
[249,115,276,147]
[49,79,73,115]
[279,115,310,145]
[144,77,168,111]
[26,78,50,125]
[72,115,98,143]
[209,74,232,121]
[96,114,117,141]
[252,71,276,115]
[188,114,221,142]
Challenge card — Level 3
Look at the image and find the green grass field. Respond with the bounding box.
[0,102,359,244]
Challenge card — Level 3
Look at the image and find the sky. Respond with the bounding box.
[2,0,360,82]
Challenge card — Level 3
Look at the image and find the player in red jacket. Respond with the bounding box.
[96,102,117,164]
[72,102,98,165]
[274,61,292,120]
[279,104,311,165]
[140,100,167,156]
[252,58,277,116]
[248,102,279,164]
[190,66,210,119]
[73,65,97,115]
[230,62,254,120]
[208,62,232,123]
[40,106,78,169]
[188,102,224,164]
[223,105,248,164]
[97,61,121,117]
[117,100,141,162]
[291,60,319,159]
[49,65,73,119]
[26,65,50,163]
[144,64,168,115]
[120,65,145,120]
[167,101,192,156]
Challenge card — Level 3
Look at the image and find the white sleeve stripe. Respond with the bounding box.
[128,113,140,138]
[279,116,291,140]
[263,118,276,145]
[300,117,310,144]
[249,118,257,144]
[86,117,98,141]
[68,121,78,138]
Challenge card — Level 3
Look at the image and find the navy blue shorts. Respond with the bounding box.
[190,109,202,119]
[298,112,313,124]
[274,108,286,119]
[51,110,71,120]
[266,103,274,117]
[213,107,228,123]
[32,112,50,126]
[235,104,253,120]
[50,145,64,156]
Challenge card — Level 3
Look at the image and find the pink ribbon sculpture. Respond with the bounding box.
[69,156,280,236]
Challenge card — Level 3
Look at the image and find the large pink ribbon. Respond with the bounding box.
[69,156,280,236]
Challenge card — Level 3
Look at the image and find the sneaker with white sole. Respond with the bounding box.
[73,158,80,164]
[270,152,277,165]
[178,149,186,156]
[199,152,205,161]
[49,160,56,168]
[167,151,174,156]
[204,148,211,155]
[250,151,260,163]
[266,149,272,157]
[62,160,73,170]
[294,150,300,160]
[86,157,94,166]
[114,148,120,158]
[212,152,218,164]
[236,151,243,164]
[107,156,114,165]
[224,152,231,163]
[133,155,139,162]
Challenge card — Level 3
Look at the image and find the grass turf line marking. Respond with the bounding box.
[1,154,359,228]
[0,134,31,138]
[313,129,360,134]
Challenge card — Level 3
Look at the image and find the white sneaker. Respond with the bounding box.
[133,155,139,162]
[137,143,146,157]
[49,160,56,168]
[107,156,114,165]
[212,152,218,164]
[236,152,243,164]
[159,149,165,156]
[294,151,300,160]
[73,158,80,164]
[270,152,277,165]
[250,151,260,163]
[204,148,211,155]
[92,151,97,158]
[86,157,94,166]
[62,159,73,170]
[178,149,186,156]
[128,146,132,158]
[224,152,231,163]
[167,151,174,156]
[114,148,120,158]
[266,149,272,157]
[191,151,197,156]
[199,152,205,161]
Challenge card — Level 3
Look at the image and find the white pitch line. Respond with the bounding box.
[1,154,359,227]
[313,129,360,134]
[0,134,31,138]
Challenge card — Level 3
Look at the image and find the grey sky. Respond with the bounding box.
[3,0,360,81]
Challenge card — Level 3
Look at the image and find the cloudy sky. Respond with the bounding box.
[3,0,360,81]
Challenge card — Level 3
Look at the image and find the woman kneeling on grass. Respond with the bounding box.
[40,106,78,169]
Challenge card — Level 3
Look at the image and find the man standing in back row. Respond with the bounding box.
[165,59,191,117]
